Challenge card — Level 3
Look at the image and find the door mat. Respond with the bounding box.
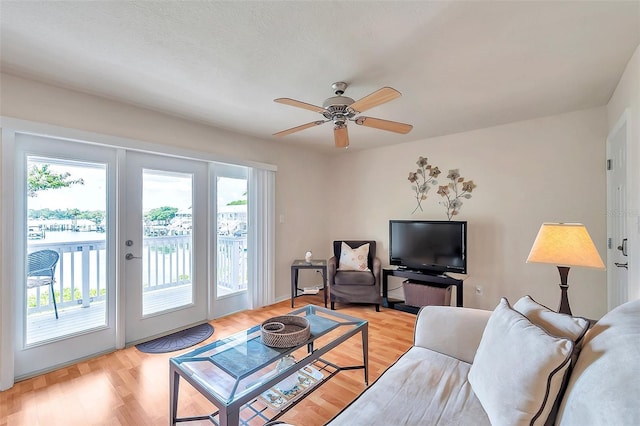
[135,323,214,354]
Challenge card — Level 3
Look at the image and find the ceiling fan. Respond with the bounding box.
[273,82,413,148]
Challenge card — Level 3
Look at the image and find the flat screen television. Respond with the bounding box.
[389,220,467,274]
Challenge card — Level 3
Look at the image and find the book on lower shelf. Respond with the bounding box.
[258,365,324,411]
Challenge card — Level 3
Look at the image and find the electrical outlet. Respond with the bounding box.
[475,285,483,296]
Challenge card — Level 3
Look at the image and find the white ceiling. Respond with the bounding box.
[1,1,639,152]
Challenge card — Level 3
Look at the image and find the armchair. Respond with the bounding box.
[328,240,382,311]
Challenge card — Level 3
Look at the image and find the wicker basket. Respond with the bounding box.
[261,315,311,348]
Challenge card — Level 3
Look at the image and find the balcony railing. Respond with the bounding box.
[27,239,107,314]
[217,235,248,293]
[26,234,248,316]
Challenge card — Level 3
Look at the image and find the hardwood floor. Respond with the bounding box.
[0,294,416,426]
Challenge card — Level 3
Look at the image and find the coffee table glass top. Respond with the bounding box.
[170,305,366,405]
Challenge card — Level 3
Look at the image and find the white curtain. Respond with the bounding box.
[247,168,275,309]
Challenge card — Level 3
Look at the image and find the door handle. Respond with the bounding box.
[125,253,141,260]
[614,262,628,269]
[617,238,628,256]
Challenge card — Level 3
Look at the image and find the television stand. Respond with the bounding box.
[382,268,464,313]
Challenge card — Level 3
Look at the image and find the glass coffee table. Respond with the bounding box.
[169,305,368,425]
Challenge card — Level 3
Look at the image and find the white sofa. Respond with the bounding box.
[327,297,640,426]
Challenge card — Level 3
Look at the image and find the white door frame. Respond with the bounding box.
[606,109,632,310]
[7,132,118,381]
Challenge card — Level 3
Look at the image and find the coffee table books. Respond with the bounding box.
[258,365,324,411]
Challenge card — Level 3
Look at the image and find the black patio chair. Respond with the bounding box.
[27,249,60,319]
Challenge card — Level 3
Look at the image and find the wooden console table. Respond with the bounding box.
[382,268,464,314]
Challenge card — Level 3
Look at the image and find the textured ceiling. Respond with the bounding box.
[1,1,639,152]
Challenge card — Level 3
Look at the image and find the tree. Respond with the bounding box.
[145,206,178,223]
[27,164,84,197]
[227,191,247,206]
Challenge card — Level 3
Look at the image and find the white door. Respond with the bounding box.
[212,164,249,317]
[13,133,117,378]
[124,152,208,343]
[606,114,629,310]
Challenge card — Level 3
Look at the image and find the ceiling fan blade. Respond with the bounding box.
[334,125,349,148]
[274,98,326,114]
[354,116,413,134]
[273,120,326,137]
[349,87,401,113]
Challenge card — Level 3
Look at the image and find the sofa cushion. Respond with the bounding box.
[338,241,370,271]
[468,298,573,426]
[556,298,640,426]
[327,346,490,426]
[514,295,589,343]
[333,271,375,286]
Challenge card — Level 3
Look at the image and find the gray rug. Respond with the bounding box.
[135,323,214,354]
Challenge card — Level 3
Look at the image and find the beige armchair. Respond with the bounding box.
[328,240,382,311]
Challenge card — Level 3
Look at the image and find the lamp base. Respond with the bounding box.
[557,266,572,315]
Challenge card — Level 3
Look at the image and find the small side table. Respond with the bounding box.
[291,259,327,308]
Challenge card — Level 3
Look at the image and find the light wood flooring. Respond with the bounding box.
[1,294,417,426]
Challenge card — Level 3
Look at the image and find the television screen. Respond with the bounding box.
[389,220,467,274]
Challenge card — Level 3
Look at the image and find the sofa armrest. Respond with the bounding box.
[414,305,492,364]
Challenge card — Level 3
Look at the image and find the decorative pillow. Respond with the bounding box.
[513,295,589,344]
[468,298,573,426]
[338,242,370,271]
[513,295,590,425]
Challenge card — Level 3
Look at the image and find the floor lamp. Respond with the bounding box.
[526,223,605,315]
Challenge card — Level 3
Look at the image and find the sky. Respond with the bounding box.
[27,160,246,212]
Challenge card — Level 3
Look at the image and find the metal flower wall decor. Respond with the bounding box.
[407,156,440,214]
[438,169,477,220]
[407,156,477,220]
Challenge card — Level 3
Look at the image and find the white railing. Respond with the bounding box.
[27,239,107,314]
[142,235,192,290]
[217,236,248,292]
[26,234,248,315]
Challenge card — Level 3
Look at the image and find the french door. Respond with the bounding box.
[13,134,117,378]
[4,129,269,386]
[124,152,208,343]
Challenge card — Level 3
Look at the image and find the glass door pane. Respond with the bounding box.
[217,176,248,297]
[142,169,194,315]
[25,157,107,345]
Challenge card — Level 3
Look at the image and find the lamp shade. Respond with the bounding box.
[526,223,605,269]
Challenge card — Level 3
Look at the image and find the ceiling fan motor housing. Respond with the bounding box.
[322,95,356,124]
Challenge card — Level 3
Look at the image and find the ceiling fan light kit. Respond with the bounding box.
[274,82,413,148]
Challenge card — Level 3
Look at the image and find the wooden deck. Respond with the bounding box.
[27,284,194,344]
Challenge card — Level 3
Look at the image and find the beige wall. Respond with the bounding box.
[607,44,640,302]
[0,73,331,302]
[0,73,619,320]
[327,108,609,319]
